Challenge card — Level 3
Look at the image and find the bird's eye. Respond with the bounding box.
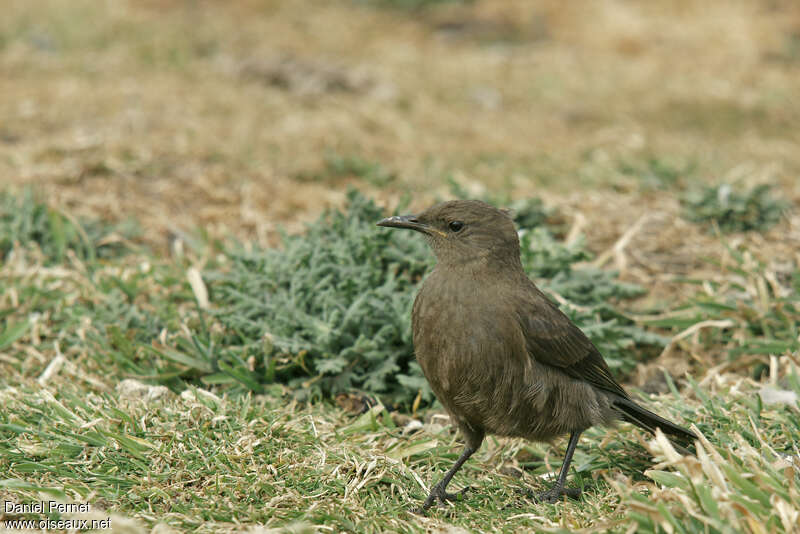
[448,221,465,232]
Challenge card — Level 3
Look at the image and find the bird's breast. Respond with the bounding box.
[412,271,532,416]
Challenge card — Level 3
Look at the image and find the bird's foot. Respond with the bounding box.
[534,485,581,503]
[413,483,471,514]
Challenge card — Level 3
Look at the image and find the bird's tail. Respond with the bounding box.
[613,397,696,453]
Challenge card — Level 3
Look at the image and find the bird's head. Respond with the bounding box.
[377,200,521,267]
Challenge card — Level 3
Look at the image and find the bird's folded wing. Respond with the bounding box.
[519,297,629,399]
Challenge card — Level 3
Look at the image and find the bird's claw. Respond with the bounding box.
[534,486,581,503]
[414,484,471,514]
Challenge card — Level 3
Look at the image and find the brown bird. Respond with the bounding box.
[377,200,695,511]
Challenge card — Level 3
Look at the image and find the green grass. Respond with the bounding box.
[2,360,798,532]
[682,183,788,234]
[617,154,698,191]
[296,152,397,187]
[644,241,800,372]
[0,188,139,264]
[1,189,799,532]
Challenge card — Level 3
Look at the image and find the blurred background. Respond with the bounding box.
[2,0,798,249]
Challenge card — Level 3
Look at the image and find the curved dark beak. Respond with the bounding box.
[376,214,432,235]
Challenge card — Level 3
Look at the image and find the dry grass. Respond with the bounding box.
[2,0,799,243]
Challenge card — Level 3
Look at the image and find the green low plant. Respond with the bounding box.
[208,190,665,407]
[617,155,696,190]
[682,183,787,233]
[296,152,396,187]
[0,188,668,407]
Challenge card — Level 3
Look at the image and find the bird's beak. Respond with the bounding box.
[377,215,443,236]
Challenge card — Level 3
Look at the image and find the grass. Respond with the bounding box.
[2,0,800,531]
[646,243,800,371]
[1,189,799,533]
[682,183,788,234]
[295,153,397,187]
[0,188,138,264]
[1,345,798,532]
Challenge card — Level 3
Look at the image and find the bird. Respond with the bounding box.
[376,199,695,512]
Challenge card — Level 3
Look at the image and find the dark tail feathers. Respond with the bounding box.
[613,397,697,453]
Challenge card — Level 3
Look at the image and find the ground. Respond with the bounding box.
[1,1,799,533]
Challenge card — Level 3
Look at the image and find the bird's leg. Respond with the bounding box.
[536,431,582,503]
[417,445,477,513]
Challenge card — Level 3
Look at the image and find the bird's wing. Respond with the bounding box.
[519,288,629,399]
